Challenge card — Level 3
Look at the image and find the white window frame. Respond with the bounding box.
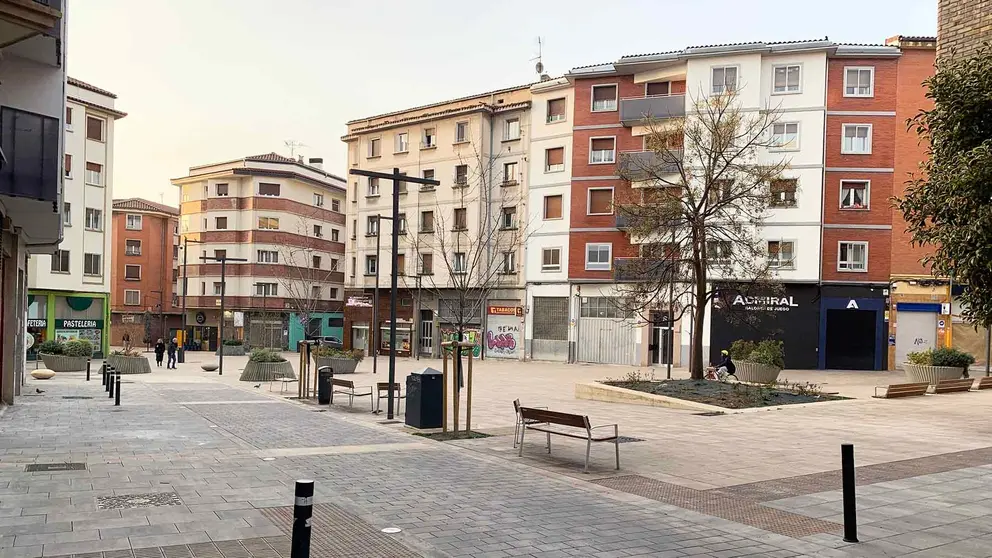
[588,136,617,164]
[64,153,72,179]
[364,255,377,276]
[840,179,871,210]
[124,264,141,281]
[644,81,671,96]
[585,243,612,271]
[837,241,869,272]
[257,250,279,263]
[587,187,615,216]
[83,253,102,276]
[841,124,873,155]
[366,216,379,236]
[766,240,796,269]
[422,127,436,149]
[590,84,619,112]
[86,116,106,142]
[454,121,469,143]
[51,249,70,273]
[257,216,279,230]
[502,251,516,273]
[368,137,382,158]
[397,214,407,234]
[63,202,71,226]
[257,182,281,197]
[453,252,467,273]
[541,247,562,272]
[503,118,520,141]
[502,161,518,185]
[395,132,409,153]
[545,147,565,173]
[501,206,517,229]
[843,66,875,98]
[367,177,380,196]
[547,97,567,123]
[770,122,801,151]
[772,64,803,94]
[214,216,228,230]
[711,65,739,95]
[84,162,103,186]
[84,208,102,231]
[126,214,143,230]
[331,198,340,212]
[125,239,142,256]
[313,193,324,207]
[707,241,733,264]
[124,289,141,306]
[313,224,323,238]
[216,183,229,196]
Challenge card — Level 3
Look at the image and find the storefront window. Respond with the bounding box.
[380,325,412,354]
[28,296,47,318]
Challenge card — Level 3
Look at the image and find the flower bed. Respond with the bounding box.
[601,376,846,409]
[239,361,296,382]
[106,354,151,374]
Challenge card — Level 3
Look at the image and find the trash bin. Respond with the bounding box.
[405,367,443,429]
[317,366,333,405]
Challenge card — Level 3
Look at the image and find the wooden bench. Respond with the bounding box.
[931,378,975,394]
[331,378,372,410]
[374,382,405,413]
[873,382,929,399]
[975,377,992,390]
[517,407,619,473]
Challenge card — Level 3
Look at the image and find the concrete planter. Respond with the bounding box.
[38,354,88,372]
[106,354,152,375]
[215,345,246,356]
[313,356,359,374]
[903,363,963,385]
[736,361,782,384]
[239,360,296,382]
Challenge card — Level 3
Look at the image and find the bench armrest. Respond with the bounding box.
[590,423,619,431]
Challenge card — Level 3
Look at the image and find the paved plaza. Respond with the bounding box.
[1,353,991,557]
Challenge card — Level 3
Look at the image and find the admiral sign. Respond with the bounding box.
[731,295,799,312]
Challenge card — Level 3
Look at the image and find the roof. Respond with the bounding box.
[346,82,533,125]
[67,96,128,119]
[67,77,118,99]
[112,198,179,216]
[244,152,298,164]
[182,152,347,188]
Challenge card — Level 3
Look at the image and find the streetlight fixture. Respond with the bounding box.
[349,168,439,419]
[200,254,248,376]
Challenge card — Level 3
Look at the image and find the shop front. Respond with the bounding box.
[380,320,413,357]
[26,318,47,361]
[28,291,109,358]
[485,305,523,359]
[819,285,888,370]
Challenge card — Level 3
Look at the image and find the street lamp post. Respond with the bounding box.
[253,283,268,348]
[201,255,248,376]
[178,237,205,364]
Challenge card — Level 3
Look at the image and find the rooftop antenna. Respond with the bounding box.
[284,139,307,158]
[531,37,551,81]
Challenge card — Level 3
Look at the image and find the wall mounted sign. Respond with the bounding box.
[346,296,373,308]
[57,319,98,329]
[730,295,799,312]
[195,312,206,324]
[26,319,47,329]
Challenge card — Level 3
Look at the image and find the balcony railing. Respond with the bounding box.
[0,106,59,203]
[618,149,682,181]
[620,94,686,126]
[613,257,677,282]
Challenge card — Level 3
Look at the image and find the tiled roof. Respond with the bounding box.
[112,198,179,215]
[244,152,298,164]
[898,35,937,42]
[66,96,128,119]
[685,37,829,50]
[67,77,118,99]
[346,83,533,125]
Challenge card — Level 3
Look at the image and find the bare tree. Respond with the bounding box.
[274,210,340,343]
[614,88,789,379]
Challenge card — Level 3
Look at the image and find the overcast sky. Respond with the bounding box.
[67,0,937,206]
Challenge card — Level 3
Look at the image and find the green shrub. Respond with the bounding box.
[312,346,364,361]
[729,340,757,360]
[746,340,785,369]
[223,339,244,346]
[930,347,975,369]
[63,339,94,358]
[906,350,933,365]
[249,348,286,363]
[110,348,142,357]
[37,340,63,355]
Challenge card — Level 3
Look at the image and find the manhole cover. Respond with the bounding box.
[97,492,183,510]
[62,396,94,400]
[694,411,727,416]
[616,436,644,444]
[24,462,86,472]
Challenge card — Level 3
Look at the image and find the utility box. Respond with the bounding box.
[317,366,332,404]
[405,367,442,429]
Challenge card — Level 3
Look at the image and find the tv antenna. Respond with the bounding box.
[531,37,550,81]
[284,139,307,158]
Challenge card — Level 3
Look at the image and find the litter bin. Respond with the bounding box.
[317,366,333,405]
[405,367,443,429]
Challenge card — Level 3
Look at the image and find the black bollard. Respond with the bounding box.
[86,359,91,382]
[842,443,859,543]
[291,480,314,558]
[115,373,121,406]
[108,367,115,398]
[103,363,109,389]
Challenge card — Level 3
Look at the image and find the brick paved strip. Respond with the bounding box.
[261,503,422,558]
[47,539,291,558]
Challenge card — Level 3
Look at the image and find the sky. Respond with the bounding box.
[67,0,937,207]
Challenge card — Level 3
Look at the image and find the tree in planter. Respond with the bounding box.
[614,88,789,379]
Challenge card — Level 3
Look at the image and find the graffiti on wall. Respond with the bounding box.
[440,328,482,358]
[486,306,522,358]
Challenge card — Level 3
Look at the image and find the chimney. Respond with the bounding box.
[308,157,324,170]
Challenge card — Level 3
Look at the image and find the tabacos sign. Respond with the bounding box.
[731,295,799,312]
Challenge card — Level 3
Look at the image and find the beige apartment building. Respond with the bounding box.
[172,153,347,351]
[341,85,532,359]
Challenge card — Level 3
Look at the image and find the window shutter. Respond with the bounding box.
[547,148,564,166]
[593,86,616,102]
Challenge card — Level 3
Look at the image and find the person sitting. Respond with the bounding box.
[706,350,737,381]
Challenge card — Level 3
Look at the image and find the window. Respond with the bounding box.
[707,241,732,264]
[503,118,520,141]
[842,124,872,154]
[421,210,434,233]
[311,286,322,299]
[367,177,380,196]
[181,215,189,232]
[773,64,802,94]
[215,216,228,230]
[398,213,407,234]
[216,183,229,196]
[580,297,626,318]
[455,121,468,143]
[313,224,323,238]
[419,253,433,275]
[64,154,72,178]
[63,202,71,226]
[214,249,227,260]
[365,255,377,275]
[331,199,340,212]
[840,180,869,209]
[542,248,561,272]
[258,217,279,229]
[453,208,467,230]
[312,255,322,269]
[502,251,516,273]
[124,290,140,306]
[258,182,280,196]
[313,193,324,207]
[844,67,874,97]
[767,240,795,269]
[501,206,517,229]
[585,243,612,271]
[771,122,800,150]
[86,116,104,141]
[255,283,278,296]
[547,98,566,122]
[125,239,141,256]
[51,250,70,273]
[351,219,357,239]
[396,254,406,276]
[81,253,101,276]
[366,216,378,236]
[546,147,565,172]
[368,137,381,157]
[454,165,468,186]
[591,84,618,112]
[421,169,436,191]
[397,174,408,194]
[838,241,868,272]
[65,106,73,128]
[350,257,356,277]
[200,282,206,295]
[712,66,738,94]
[422,127,436,148]
[331,229,340,242]
[770,179,798,208]
[330,287,338,299]
[502,161,518,185]
[257,250,278,263]
[212,282,224,295]
[124,264,141,280]
[453,252,467,273]
[646,81,671,96]
[330,258,338,271]
[589,137,616,164]
[126,214,143,230]
[395,132,409,153]
[85,162,103,186]
[84,208,102,230]
[708,179,733,204]
[588,188,614,215]
[544,195,563,220]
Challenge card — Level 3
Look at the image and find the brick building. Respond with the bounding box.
[938,0,992,59]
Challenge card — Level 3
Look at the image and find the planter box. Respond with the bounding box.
[106,354,152,374]
[736,361,782,384]
[903,363,963,385]
[215,345,246,356]
[239,360,296,382]
[38,353,88,372]
[313,356,359,374]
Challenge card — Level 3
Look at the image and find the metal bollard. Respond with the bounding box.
[291,480,314,558]
[115,373,121,406]
[86,359,91,382]
[108,367,115,398]
[103,363,109,389]
[842,443,859,543]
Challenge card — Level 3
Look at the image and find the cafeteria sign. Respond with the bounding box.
[346,296,373,308]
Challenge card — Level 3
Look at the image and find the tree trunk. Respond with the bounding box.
[691,283,707,379]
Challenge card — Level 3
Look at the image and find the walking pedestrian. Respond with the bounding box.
[167,338,178,369]
[154,338,166,367]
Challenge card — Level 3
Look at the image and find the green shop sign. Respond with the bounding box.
[56,319,103,329]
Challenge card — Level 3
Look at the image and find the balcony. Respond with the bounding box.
[0,0,62,42]
[613,257,676,282]
[618,150,682,182]
[620,94,685,126]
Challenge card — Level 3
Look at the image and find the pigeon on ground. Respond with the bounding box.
[254,384,261,389]
[35,388,44,394]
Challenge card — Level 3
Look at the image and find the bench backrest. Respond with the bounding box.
[513,398,521,414]
[933,378,974,393]
[331,378,354,388]
[376,382,400,393]
[883,382,929,398]
[519,407,589,429]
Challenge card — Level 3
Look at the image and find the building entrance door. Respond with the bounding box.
[351,326,369,354]
[420,310,434,356]
[825,309,876,370]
